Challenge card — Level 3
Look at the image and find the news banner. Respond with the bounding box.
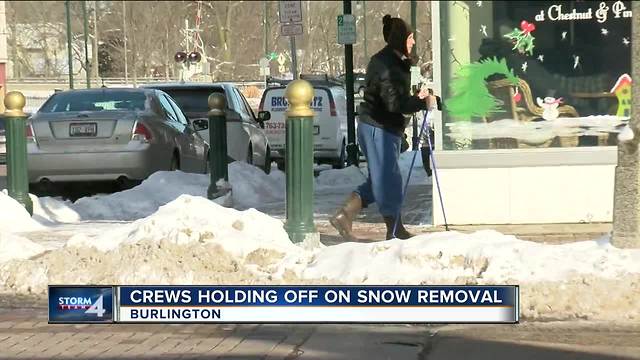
[49,285,519,324]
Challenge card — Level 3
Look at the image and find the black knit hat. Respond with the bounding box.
[382,15,413,57]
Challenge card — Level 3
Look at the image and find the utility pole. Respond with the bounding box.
[362,0,367,61]
[65,0,74,89]
[92,1,99,81]
[264,1,269,57]
[82,1,90,88]
[122,0,128,85]
[612,0,640,249]
[290,36,297,80]
[410,0,419,151]
[0,1,8,110]
[343,0,357,166]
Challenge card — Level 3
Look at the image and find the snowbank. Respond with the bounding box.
[228,162,286,209]
[0,191,44,232]
[65,195,300,256]
[2,194,640,321]
[0,232,47,263]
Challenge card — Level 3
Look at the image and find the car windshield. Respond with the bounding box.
[39,91,150,113]
[159,88,225,113]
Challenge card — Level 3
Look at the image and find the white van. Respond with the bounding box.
[259,81,348,169]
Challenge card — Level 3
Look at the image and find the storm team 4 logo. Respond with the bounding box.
[58,295,106,317]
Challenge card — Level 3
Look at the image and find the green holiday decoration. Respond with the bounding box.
[504,20,536,56]
[446,57,519,121]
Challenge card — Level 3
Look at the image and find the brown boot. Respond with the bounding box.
[330,192,363,241]
[383,216,414,240]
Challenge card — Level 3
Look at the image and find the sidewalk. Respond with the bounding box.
[1,307,639,359]
[0,308,426,359]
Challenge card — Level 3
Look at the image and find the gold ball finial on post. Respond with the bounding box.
[4,91,26,117]
[208,93,226,117]
[285,80,314,118]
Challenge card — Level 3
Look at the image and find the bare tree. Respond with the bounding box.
[7,0,431,81]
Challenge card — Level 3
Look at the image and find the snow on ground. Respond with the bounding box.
[0,232,47,264]
[5,159,638,321]
[0,191,44,232]
[1,191,639,321]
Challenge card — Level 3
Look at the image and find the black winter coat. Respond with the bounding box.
[358,46,427,136]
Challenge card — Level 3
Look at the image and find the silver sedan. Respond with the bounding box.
[27,88,209,187]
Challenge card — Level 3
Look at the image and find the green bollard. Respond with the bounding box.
[206,92,230,200]
[283,80,319,244]
[4,92,33,215]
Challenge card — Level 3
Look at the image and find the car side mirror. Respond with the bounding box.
[192,119,209,131]
[258,111,271,122]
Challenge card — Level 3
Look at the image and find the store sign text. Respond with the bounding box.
[535,1,632,23]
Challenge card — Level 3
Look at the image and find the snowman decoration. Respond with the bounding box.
[536,96,563,121]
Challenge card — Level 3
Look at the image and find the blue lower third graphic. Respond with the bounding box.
[48,286,114,323]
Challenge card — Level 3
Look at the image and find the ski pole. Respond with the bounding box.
[423,111,449,231]
[393,110,449,237]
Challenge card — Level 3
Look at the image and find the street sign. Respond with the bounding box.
[337,14,356,45]
[281,23,303,37]
[279,1,302,23]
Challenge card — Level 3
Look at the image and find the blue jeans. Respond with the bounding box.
[355,122,403,217]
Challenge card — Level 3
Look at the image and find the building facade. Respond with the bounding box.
[430,0,632,224]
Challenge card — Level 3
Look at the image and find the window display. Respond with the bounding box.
[439,1,632,150]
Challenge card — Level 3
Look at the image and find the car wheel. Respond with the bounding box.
[262,146,271,174]
[246,143,254,165]
[332,141,346,169]
[276,159,285,172]
[169,152,180,171]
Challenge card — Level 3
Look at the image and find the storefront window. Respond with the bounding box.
[439,1,632,150]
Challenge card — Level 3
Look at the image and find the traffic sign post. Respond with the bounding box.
[279,0,302,80]
[339,2,358,166]
[281,23,303,37]
[279,0,303,23]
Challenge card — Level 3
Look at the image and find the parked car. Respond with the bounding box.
[26,88,209,188]
[260,74,348,169]
[141,82,272,174]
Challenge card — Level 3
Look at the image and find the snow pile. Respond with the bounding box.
[65,195,300,256]
[2,192,640,320]
[71,171,212,221]
[0,191,44,232]
[228,162,286,209]
[0,232,47,263]
[32,162,279,222]
[284,230,640,284]
[0,195,309,293]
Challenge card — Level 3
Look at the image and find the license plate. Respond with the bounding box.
[69,123,97,137]
[313,125,320,135]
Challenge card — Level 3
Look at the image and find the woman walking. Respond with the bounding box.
[330,15,437,240]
